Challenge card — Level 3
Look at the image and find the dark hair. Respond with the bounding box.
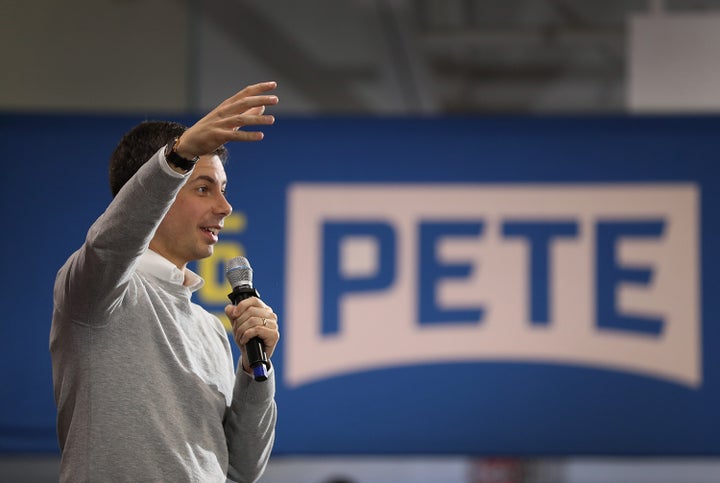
[109,120,229,197]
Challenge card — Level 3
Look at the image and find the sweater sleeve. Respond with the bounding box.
[224,367,277,483]
[54,149,188,325]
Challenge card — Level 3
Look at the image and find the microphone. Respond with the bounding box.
[225,256,269,382]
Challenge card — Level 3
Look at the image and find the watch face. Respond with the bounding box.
[162,136,199,172]
[169,138,199,162]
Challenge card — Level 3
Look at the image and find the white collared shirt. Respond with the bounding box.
[137,249,204,292]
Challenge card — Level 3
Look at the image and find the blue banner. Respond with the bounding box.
[1,114,718,455]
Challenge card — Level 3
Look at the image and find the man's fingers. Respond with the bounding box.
[231,312,279,347]
[230,130,265,142]
[224,114,275,141]
[223,95,278,115]
[245,105,266,116]
[222,113,275,128]
[221,81,278,108]
[213,96,277,129]
[237,81,278,98]
[230,114,276,129]
[238,325,280,347]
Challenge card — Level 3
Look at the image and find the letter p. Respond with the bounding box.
[322,221,396,335]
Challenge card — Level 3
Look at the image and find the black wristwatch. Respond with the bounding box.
[164,137,199,172]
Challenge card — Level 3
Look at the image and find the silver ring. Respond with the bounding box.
[262,318,268,327]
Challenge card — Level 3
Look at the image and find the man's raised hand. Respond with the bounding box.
[174,81,278,159]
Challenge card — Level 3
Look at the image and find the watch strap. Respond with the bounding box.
[164,137,199,172]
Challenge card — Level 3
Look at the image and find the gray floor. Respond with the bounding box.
[0,456,59,483]
[3,455,720,483]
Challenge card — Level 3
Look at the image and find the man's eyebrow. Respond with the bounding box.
[190,175,227,187]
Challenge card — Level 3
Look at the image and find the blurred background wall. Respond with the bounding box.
[2,1,720,482]
[7,0,720,117]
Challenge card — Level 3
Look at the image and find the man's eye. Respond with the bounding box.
[197,186,208,194]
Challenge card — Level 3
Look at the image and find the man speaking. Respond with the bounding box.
[50,81,281,482]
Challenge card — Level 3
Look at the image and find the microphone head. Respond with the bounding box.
[225,256,253,288]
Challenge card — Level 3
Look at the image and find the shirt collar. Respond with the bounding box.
[137,249,205,292]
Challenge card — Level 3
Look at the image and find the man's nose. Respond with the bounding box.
[217,195,232,216]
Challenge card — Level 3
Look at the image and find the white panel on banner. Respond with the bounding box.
[286,184,699,388]
[629,13,720,112]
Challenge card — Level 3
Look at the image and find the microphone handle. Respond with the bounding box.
[228,286,269,382]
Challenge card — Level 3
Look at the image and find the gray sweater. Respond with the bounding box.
[50,149,276,482]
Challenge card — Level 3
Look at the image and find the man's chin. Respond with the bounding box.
[192,246,214,262]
